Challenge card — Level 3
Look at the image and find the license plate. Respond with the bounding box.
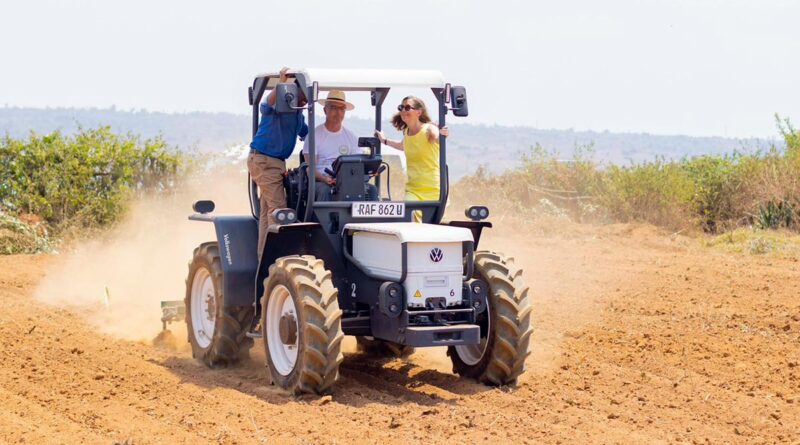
[351,202,406,218]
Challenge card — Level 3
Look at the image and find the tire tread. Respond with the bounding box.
[263,255,343,395]
[449,250,532,386]
[185,242,254,368]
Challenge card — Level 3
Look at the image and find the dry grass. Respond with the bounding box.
[700,227,800,259]
[452,116,800,235]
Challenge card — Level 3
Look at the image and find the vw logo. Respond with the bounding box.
[429,248,443,263]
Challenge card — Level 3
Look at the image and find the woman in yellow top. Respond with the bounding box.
[375,96,449,208]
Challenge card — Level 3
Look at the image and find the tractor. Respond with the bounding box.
[161,69,533,395]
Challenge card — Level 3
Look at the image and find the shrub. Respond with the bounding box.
[0,127,185,236]
[0,212,54,254]
[680,155,739,232]
[756,199,794,230]
[601,159,694,230]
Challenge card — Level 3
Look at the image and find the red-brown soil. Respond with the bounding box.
[2,223,799,444]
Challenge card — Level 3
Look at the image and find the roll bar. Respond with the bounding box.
[248,73,458,225]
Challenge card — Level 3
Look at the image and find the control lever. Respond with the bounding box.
[324,168,336,177]
[368,164,386,177]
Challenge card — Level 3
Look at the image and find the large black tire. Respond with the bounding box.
[355,336,415,358]
[185,242,254,367]
[261,255,344,395]
[447,251,533,385]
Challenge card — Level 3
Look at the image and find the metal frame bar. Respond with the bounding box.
[305,84,317,222]
[372,88,389,197]
[249,77,268,220]
[432,87,447,223]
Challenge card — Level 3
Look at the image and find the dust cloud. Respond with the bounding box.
[34,161,252,342]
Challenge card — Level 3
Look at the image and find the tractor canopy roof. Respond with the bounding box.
[256,68,446,91]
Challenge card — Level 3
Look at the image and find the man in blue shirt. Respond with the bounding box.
[247,67,309,259]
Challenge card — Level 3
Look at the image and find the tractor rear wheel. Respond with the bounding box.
[185,242,254,367]
[355,336,415,358]
[448,251,533,385]
[261,255,344,395]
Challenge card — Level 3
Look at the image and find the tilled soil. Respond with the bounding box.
[1,223,799,444]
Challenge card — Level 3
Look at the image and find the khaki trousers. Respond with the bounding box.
[247,152,286,259]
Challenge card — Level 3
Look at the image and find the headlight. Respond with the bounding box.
[271,208,298,225]
[465,206,489,221]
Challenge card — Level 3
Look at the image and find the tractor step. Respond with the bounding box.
[403,324,480,347]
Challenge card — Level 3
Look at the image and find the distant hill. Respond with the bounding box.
[0,106,775,179]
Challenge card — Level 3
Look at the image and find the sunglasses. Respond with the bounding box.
[397,104,418,112]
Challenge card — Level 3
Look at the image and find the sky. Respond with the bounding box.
[1,0,798,138]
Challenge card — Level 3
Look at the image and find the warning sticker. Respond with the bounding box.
[414,290,422,298]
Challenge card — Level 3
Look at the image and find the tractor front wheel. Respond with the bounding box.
[185,242,254,367]
[261,255,344,395]
[448,251,533,385]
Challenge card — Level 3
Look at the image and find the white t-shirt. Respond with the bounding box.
[302,124,364,175]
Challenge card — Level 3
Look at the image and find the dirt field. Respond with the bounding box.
[2,222,799,444]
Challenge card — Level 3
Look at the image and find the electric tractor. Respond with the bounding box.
[161,69,533,395]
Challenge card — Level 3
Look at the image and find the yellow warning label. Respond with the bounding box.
[414,290,422,298]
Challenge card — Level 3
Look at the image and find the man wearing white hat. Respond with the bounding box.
[302,90,375,201]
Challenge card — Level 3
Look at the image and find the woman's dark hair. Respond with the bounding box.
[391,96,434,131]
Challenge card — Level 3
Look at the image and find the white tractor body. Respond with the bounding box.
[347,222,473,308]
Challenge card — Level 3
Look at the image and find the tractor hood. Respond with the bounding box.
[343,222,473,243]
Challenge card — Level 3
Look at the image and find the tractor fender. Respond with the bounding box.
[190,214,259,307]
[446,220,492,248]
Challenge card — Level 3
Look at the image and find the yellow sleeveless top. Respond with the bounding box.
[403,124,440,201]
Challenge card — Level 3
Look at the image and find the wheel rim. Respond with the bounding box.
[455,303,491,366]
[190,267,215,349]
[267,284,299,376]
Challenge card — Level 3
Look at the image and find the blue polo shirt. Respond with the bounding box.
[250,102,309,160]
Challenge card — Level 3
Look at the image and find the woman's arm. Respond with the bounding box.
[425,124,449,143]
[374,130,404,151]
